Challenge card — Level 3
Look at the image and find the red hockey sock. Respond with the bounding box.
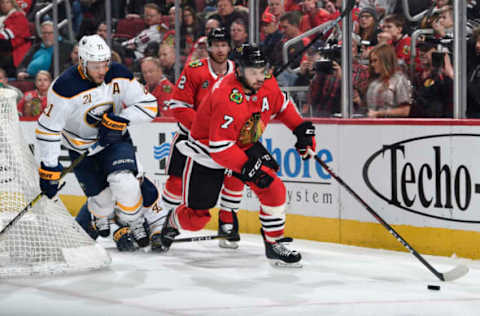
[219,209,233,223]
[176,205,211,231]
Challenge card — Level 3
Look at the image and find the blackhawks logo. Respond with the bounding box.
[162,84,172,93]
[229,88,243,104]
[239,112,265,145]
[189,60,203,68]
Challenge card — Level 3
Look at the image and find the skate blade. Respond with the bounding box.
[218,239,239,249]
[268,259,303,268]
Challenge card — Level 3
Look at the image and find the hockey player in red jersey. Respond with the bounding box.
[155,44,316,267]
[154,28,243,250]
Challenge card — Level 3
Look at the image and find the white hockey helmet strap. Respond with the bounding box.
[78,34,111,72]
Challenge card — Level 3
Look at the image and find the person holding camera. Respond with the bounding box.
[409,41,454,118]
[306,39,369,117]
[365,43,412,118]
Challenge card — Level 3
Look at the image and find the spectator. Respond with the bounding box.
[17,21,73,80]
[62,43,79,70]
[467,26,480,118]
[355,6,381,57]
[377,14,418,71]
[180,6,202,56]
[295,45,321,87]
[365,43,412,118]
[207,0,248,34]
[264,0,285,22]
[298,0,332,34]
[158,42,177,84]
[96,21,126,62]
[15,0,31,14]
[122,3,164,60]
[260,12,283,70]
[432,5,454,38]
[204,17,221,36]
[409,41,453,118]
[17,70,51,119]
[187,36,209,63]
[277,12,311,86]
[140,57,174,117]
[0,0,32,78]
[230,18,248,51]
[306,38,369,117]
[0,67,23,103]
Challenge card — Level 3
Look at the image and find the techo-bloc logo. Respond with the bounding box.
[363,134,480,223]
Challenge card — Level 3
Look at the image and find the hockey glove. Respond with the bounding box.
[241,157,274,189]
[293,121,316,160]
[98,112,129,146]
[39,162,63,199]
[113,226,136,252]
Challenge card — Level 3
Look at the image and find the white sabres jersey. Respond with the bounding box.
[36,62,158,166]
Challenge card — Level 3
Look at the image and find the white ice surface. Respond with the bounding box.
[1,230,479,316]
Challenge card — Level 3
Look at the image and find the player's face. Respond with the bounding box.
[86,61,109,84]
[476,38,480,56]
[243,67,265,91]
[209,41,230,64]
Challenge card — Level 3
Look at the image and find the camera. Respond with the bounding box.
[431,51,445,69]
[314,43,341,74]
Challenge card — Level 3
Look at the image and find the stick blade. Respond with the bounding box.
[442,264,469,281]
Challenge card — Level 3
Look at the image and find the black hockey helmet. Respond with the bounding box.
[234,43,267,69]
[207,27,231,47]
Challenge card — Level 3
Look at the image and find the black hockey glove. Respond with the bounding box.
[113,226,137,252]
[39,162,63,199]
[245,142,280,171]
[241,157,274,189]
[98,112,129,146]
[293,121,316,160]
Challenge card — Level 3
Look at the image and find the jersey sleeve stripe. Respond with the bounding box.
[134,104,157,119]
[35,128,60,136]
[169,99,193,110]
[38,122,61,133]
[36,137,61,143]
[209,140,235,153]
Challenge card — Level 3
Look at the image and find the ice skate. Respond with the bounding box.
[261,228,302,268]
[93,216,111,237]
[129,218,150,248]
[151,209,179,252]
[218,211,240,249]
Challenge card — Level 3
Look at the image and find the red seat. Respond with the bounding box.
[9,80,35,93]
[113,17,146,40]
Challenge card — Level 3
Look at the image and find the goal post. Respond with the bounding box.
[0,87,111,278]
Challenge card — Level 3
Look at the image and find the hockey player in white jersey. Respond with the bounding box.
[36,34,158,248]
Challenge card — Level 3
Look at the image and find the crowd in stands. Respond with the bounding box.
[0,0,479,119]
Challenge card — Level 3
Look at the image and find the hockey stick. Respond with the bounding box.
[310,150,468,281]
[0,143,103,238]
[172,233,233,243]
[273,0,355,77]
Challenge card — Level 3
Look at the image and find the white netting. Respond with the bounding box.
[0,88,111,278]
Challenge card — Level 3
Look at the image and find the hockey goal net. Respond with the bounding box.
[0,87,111,278]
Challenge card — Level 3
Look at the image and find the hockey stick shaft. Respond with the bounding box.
[173,233,232,243]
[0,144,102,237]
[273,0,355,77]
[311,151,460,281]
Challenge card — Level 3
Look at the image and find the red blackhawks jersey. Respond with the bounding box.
[177,72,304,173]
[169,57,235,135]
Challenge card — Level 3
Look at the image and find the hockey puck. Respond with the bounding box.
[427,285,440,291]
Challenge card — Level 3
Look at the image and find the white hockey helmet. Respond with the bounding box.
[78,34,111,71]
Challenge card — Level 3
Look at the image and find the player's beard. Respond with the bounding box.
[209,52,228,65]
